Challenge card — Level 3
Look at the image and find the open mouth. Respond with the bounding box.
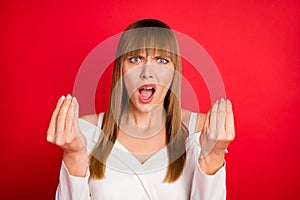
[138,84,156,103]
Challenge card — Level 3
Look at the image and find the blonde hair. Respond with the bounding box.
[89,19,188,182]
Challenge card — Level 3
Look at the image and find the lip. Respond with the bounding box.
[138,84,157,91]
[138,84,156,104]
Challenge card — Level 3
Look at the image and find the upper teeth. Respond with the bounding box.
[144,87,153,90]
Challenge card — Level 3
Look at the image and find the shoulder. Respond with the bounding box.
[181,109,207,133]
[81,114,99,126]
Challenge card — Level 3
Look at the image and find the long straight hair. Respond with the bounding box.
[89,19,188,182]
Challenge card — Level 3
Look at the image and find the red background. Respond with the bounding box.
[1,0,299,199]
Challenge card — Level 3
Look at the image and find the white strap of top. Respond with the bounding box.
[97,112,105,128]
[188,112,198,133]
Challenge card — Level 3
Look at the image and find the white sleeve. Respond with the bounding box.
[191,161,226,199]
[189,132,227,200]
[55,161,90,200]
[55,117,101,200]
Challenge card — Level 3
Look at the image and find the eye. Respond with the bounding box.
[129,57,142,63]
[157,57,169,64]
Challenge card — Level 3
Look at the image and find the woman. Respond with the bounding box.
[47,19,235,199]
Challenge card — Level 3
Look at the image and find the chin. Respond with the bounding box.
[134,102,156,114]
[128,98,159,114]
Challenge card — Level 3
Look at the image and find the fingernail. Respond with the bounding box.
[72,97,77,102]
[66,94,72,100]
[226,99,231,104]
[59,96,65,102]
[220,98,225,101]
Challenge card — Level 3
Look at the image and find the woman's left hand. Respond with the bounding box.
[198,98,235,174]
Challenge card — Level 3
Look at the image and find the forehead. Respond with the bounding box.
[116,27,180,59]
[126,48,172,58]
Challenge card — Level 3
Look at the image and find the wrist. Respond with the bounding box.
[198,151,225,175]
[63,150,88,177]
[63,148,87,159]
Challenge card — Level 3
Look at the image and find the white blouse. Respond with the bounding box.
[55,113,226,200]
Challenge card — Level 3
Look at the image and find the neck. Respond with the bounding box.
[119,104,166,138]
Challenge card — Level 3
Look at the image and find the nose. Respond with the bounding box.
[140,64,154,79]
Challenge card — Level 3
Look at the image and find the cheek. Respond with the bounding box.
[155,67,174,88]
[123,69,140,96]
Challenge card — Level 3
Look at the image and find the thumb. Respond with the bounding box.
[72,97,80,133]
[202,110,210,132]
[73,97,79,118]
[72,97,86,147]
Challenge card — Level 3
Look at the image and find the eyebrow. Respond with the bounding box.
[127,55,171,59]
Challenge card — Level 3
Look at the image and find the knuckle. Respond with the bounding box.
[202,127,208,134]
[229,134,235,141]
[63,98,69,105]
[64,123,72,130]
[46,135,54,142]
[66,114,74,123]
[211,110,217,115]
[218,110,226,115]
[65,134,75,144]
[55,137,65,146]
[226,103,233,109]
[210,113,217,119]
[56,124,64,132]
[65,119,74,130]
[46,129,53,136]
[226,112,234,117]
[56,116,65,125]
[207,133,217,141]
[215,134,226,142]
[56,101,62,109]
[219,135,233,143]
[59,105,68,114]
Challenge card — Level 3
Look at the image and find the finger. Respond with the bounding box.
[55,94,72,144]
[200,101,219,158]
[200,110,210,146]
[73,97,79,118]
[71,97,86,147]
[225,99,235,139]
[73,97,80,133]
[209,100,219,135]
[203,110,210,132]
[47,96,65,142]
[216,98,226,135]
[64,97,75,134]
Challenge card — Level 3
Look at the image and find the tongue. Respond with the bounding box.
[140,89,153,99]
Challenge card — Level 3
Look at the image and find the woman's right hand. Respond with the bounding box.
[47,94,88,177]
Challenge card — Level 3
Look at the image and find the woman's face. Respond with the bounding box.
[122,50,175,113]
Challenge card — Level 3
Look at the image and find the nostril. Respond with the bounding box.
[141,74,153,79]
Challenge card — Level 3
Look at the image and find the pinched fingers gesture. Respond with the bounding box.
[47,94,86,154]
[199,98,235,159]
